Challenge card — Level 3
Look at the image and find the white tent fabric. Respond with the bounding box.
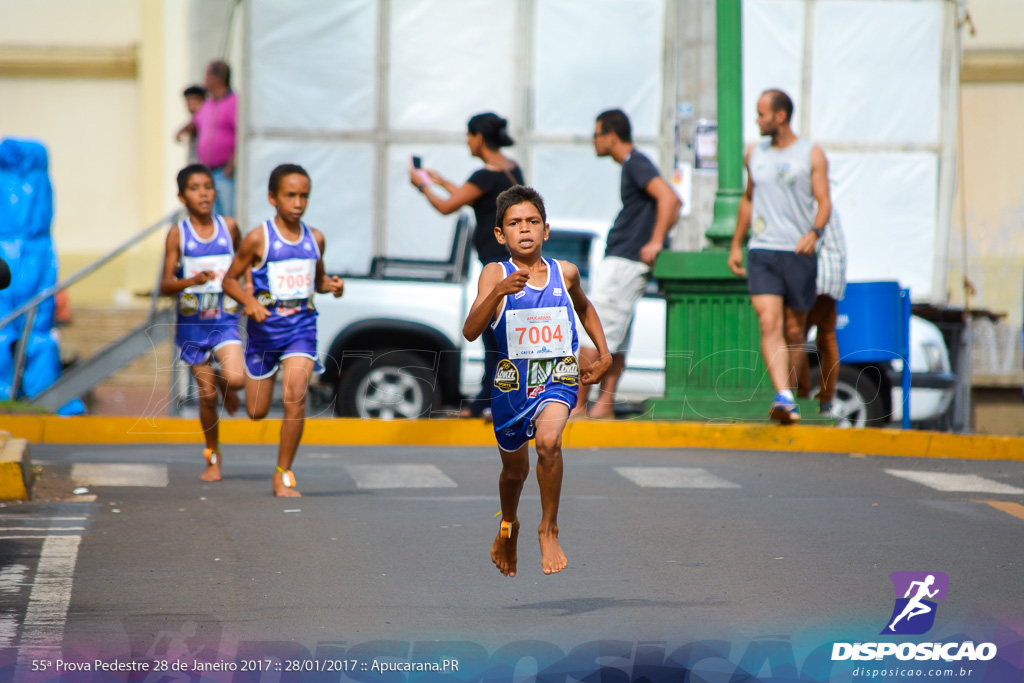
[388,0,517,132]
[811,1,943,144]
[249,0,377,131]
[533,0,664,137]
[742,0,805,140]
[829,152,939,295]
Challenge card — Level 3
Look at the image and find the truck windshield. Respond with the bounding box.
[544,232,592,289]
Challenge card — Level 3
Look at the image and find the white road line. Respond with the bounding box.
[0,614,18,649]
[885,469,1024,494]
[0,535,80,540]
[19,535,81,649]
[614,467,742,489]
[71,463,168,487]
[0,528,86,532]
[346,464,458,489]
[1,517,87,521]
[0,564,28,593]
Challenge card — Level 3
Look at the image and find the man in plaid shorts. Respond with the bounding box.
[796,211,847,418]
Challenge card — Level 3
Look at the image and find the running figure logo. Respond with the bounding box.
[881,571,949,635]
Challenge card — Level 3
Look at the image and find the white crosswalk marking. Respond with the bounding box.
[614,467,741,489]
[71,464,168,487]
[346,464,457,489]
[885,469,1024,494]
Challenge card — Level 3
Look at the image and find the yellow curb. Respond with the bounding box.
[2,415,1022,461]
[0,431,33,500]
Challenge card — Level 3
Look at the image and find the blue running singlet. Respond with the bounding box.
[490,258,580,452]
[245,219,321,379]
[174,215,241,365]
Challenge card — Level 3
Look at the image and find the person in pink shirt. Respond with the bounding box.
[194,60,237,218]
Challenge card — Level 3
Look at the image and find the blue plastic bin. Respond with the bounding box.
[835,281,904,362]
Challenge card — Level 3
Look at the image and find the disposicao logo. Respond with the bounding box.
[831,571,998,663]
[882,571,948,635]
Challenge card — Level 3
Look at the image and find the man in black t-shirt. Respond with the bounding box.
[576,109,682,418]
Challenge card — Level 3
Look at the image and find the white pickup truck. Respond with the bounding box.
[313,214,955,427]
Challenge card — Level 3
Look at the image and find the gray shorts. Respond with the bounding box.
[746,249,817,312]
[578,256,651,354]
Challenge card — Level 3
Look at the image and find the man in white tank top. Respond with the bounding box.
[728,89,832,424]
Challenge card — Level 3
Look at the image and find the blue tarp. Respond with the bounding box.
[0,137,83,413]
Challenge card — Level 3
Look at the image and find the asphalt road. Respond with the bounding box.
[2,442,1023,678]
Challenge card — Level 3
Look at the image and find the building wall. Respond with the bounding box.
[0,0,191,307]
[952,0,1024,379]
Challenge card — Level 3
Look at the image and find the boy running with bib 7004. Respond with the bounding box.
[222,164,344,497]
[463,185,611,577]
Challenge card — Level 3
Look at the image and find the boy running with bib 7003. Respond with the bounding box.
[222,164,344,497]
[463,185,611,577]
[160,164,246,482]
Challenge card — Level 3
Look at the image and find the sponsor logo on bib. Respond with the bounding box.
[178,293,199,316]
[553,356,579,386]
[199,293,221,320]
[494,359,519,393]
[256,290,274,307]
[528,359,554,388]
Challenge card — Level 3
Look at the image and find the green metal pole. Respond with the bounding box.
[706,0,743,247]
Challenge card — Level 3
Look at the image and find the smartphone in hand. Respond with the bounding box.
[410,155,431,186]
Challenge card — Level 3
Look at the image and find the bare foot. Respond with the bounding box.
[201,448,222,482]
[223,386,240,416]
[273,469,302,498]
[200,462,221,482]
[491,519,519,577]
[538,526,567,575]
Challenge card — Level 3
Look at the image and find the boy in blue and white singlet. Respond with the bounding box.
[222,164,344,498]
[463,185,611,578]
[160,164,246,483]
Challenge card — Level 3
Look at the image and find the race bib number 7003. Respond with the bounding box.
[504,306,573,360]
[182,254,232,294]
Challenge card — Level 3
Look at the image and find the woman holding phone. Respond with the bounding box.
[410,112,525,418]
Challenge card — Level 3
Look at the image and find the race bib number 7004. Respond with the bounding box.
[504,306,573,360]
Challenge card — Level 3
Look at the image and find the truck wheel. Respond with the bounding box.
[812,364,888,428]
[336,350,439,419]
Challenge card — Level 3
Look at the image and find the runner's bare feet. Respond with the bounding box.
[200,448,221,482]
[223,386,240,416]
[491,519,519,577]
[200,462,221,482]
[273,469,301,497]
[538,525,567,575]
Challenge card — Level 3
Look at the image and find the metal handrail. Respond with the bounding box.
[4,208,183,399]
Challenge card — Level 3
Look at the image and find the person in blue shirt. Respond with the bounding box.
[464,185,611,577]
[222,164,344,497]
